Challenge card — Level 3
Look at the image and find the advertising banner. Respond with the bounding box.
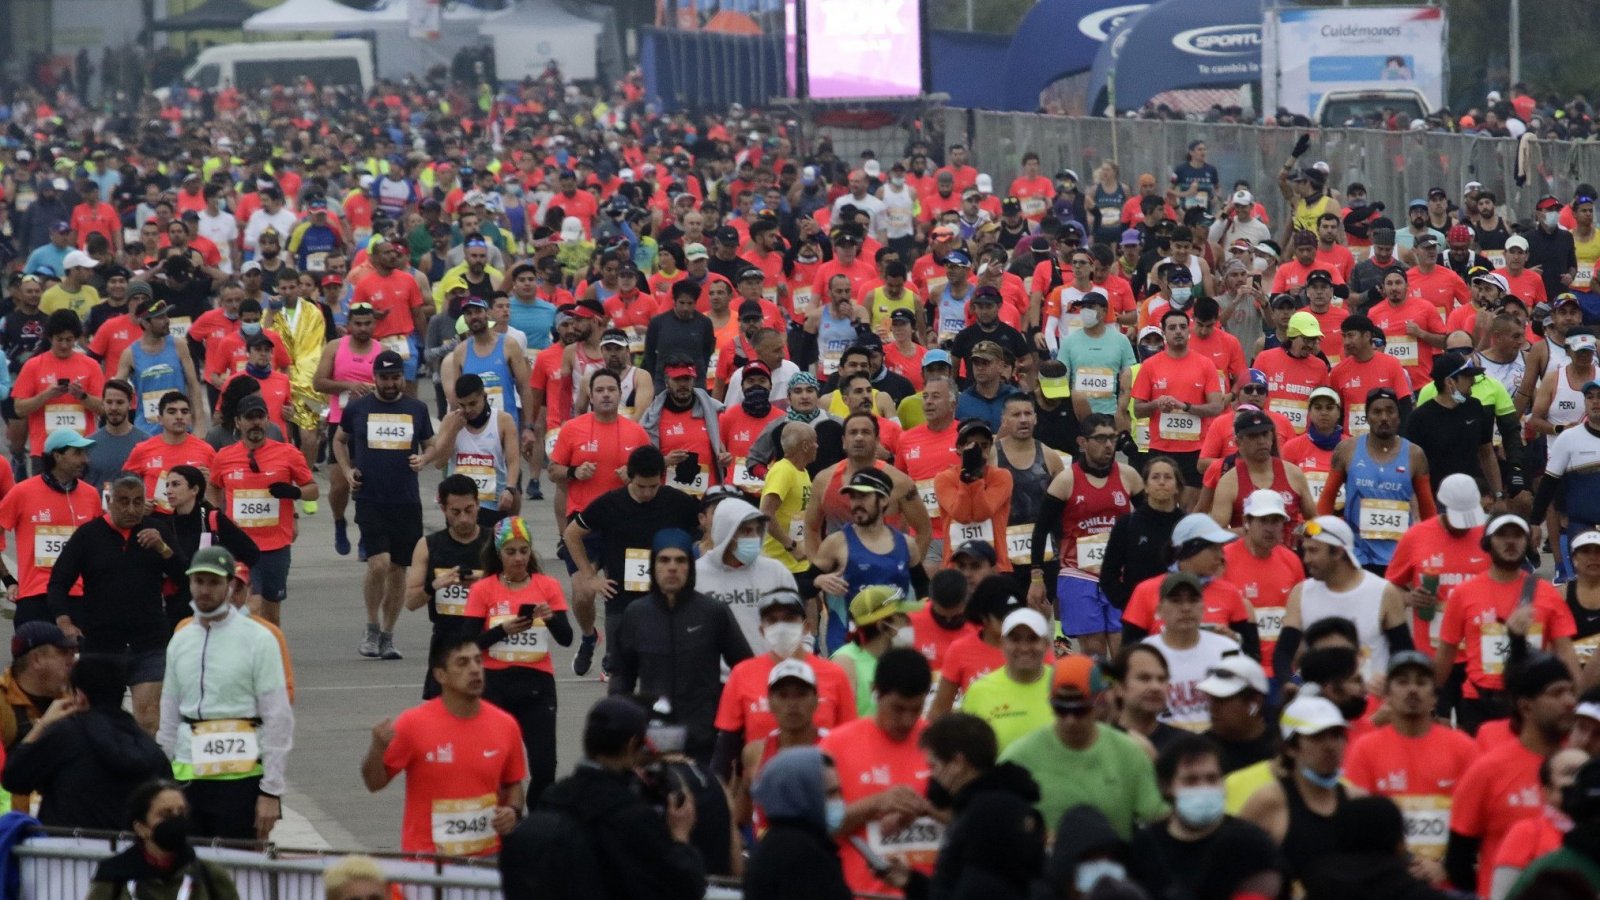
[801,0,926,99]
[1263,6,1445,117]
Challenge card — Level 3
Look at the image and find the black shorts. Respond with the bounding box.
[1168,450,1203,488]
[0,398,14,422]
[794,565,821,600]
[355,502,423,565]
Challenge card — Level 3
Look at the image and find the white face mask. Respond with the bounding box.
[1251,256,1270,273]
[1171,286,1193,307]
[891,176,905,187]
[1075,859,1128,893]
[1545,211,1562,228]
[763,621,805,657]
[1079,307,1102,328]
[890,623,916,648]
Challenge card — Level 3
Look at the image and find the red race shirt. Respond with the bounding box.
[87,311,139,378]
[907,603,978,674]
[1280,434,1335,508]
[1491,268,1548,305]
[203,330,291,384]
[222,371,291,437]
[462,573,569,674]
[883,342,927,390]
[382,698,527,856]
[187,308,236,351]
[549,413,650,516]
[530,344,569,427]
[209,439,313,552]
[898,423,960,537]
[1122,574,1249,634]
[1438,574,1577,695]
[1329,351,1417,432]
[1313,245,1357,281]
[1131,351,1221,452]
[1385,516,1490,653]
[1344,723,1479,862]
[351,269,424,339]
[0,475,99,598]
[1199,408,1296,461]
[1306,305,1350,364]
[940,632,1004,692]
[714,653,858,742]
[1008,175,1056,221]
[821,717,934,896]
[12,352,105,455]
[1450,736,1545,899]
[1188,329,1248,394]
[1218,542,1304,676]
[122,434,217,507]
[70,202,120,248]
[1406,266,1471,317]
[1253,348,1331,434]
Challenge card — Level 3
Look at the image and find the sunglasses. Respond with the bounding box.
[1050,699,1094,718]
[1239,384,1267,395]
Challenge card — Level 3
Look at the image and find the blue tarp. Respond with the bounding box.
[1084,0,1264,112]
[1000,0,1150,111]
[930,30,1012,109]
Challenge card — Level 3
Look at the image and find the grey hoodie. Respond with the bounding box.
[640,385,728,468]
[696,498,799,658]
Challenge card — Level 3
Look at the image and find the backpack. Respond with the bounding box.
[498,803,608,900]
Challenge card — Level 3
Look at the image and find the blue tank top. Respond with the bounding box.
[818,305,857,374]
[1344,435,1414,566]
[843,525,913,603]
[506,296,556,351]
[131,337,184,435]
[936,285,972,343]
[461,333,519,426]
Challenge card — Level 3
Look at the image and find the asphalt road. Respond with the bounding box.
[266,466,604,853]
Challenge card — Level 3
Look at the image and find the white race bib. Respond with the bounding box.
[1006,524,1052,565]
[380,334,412,360]
[1257,606,1286,641]
[31,525,74,568]
[1347,403,1369,436]
[1075,532,1109,571]
[669,465,710,497]
[732,459,765,490]
[433,569,471,617]
[1357,497,1409,542]
[141,394,163,423]
[623,548,651,593]
[916,479,940,517]
[1385,335,1419,366]
[487,614,550,664]
[43,403,88,434]
[190,719,260,777]
[232,489,280,529]
[1158,410,1202,442]
[1269,396,1308,432]
[866,817,944,867]
[168,317,193,341]
[950,519,994,544]
[1396,795,1451,860]
[454,455,498,502]
[543,426,560,457]
[366,413,415,451]
[1073,367,1115,398]
[431,794,497,856]
[1481,621,1543,675]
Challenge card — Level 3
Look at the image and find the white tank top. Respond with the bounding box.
[449,411,507,507]
[1477,350,1525,397]
[881,186,916,239]
[619,366,639,417]
[1299,570,1390,680]
[1547,341,1571,374]
[1553,364,1587,427]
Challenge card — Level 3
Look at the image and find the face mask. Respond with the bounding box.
[742,386,772,418]
[1545,211,1562,227]
[734,537,763,565]
[260,247,279,260]
[763,621,804,657]
[1173,785,1226,829]
[1079,307,1101,328]
[890,176,905,187]
[223,309,240,321]
[1171,287,1192,307]
[150,815,192,853]
[1075,859,1128,894]
[932,607,967,630]
[1251,256,1269,273]
[1139,342,1163,361]
[891,624,916,648]
[240,322,262,336]
[797,253,819,265]
[825,797,847,833]
[189,599,229,621]
[1301,764,1343,790]
[466,406,492,429]
[1349,196,1369,209]
[1450,389,1469,404]
[244,362,271,379]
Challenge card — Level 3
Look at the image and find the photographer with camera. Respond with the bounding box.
[502,696,707,900]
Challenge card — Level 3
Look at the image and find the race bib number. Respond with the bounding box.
[1075,532,1109,571]
[1158,410,1202,442]
[1385,335,1419,366]
[866,816,944,867]
[1575,270,1594,291]
[1347,403,1369,436]
[916,479,940,517]
[431,795,497,856]
[1483,250,1507,269]
[454,456,498,502]
[1305,470,1328,503]
[366,413,415,451]
[1482,621,1543,675]
[950,519,994,544]
[1006,524,1053,565]
[380,334,412,360]
[1357,498,1409,541]
[232,489,280,529]
[141,394,163,422]
[669,465,710,497]
[1269,396,1308,432]
[1020,197,1047,218]
[1576,633,1600,661]
[887,208,914,231]
[791,286,815,317]
[1397,795,1451,860]
[623,548,651,593]
[306,251,329,273]
[44,403,88,434]
[190,719,260,777]
[789,519,805,547]
[1073,367,1115,398]
[32,525,74,568]
[488,614,550,664]
[432,569,471,617]
[732,459,765,491]
[1257,605,1286,641]
[1133,420,1151,450]
[761,285,779,303]
[168,317,193,341]
[821,346,846,376]
[483,386,504,412]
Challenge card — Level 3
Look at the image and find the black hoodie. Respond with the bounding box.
[3,705,172,830]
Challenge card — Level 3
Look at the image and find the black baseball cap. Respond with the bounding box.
[237,394,269,417]
[372,350,406,374]
[1306,269,1334,286]
[841,469,894,497]
[715,226,740,244]
[11,622,76,660]
[951,540,997,565]
[889,308,917,324]
[738,300,764,320]
[1233,408,1274,435]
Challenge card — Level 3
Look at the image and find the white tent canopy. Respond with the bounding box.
[243,0,490,32]
[478,2,602,81]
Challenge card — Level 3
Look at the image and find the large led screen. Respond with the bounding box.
[801,0,927,99]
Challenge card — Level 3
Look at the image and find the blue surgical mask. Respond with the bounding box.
[1171,286,1193,306]
[825,798,847,833]
[1075,859,1127,894]
[1173,785,1225,828]
[733,537,762,565]
[1301,765,1343,790]
[240,322,262,337]
[1450,389,1468,404]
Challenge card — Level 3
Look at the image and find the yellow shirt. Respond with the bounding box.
[865,286,918,334]
[959,667,1054,751]
[1292,195,1335,237]
[760,458,811,573]
[40,283,99,320]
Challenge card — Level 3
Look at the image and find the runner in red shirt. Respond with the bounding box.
[906,571,979,675]
[1301,270,1350,363]
[1488,746,1588,894]
[121,393,216,510]
[362,634,526,857]
[898,379,960,560]
[0,430,101,626]
[1369,265,1449,390]
[11,312,105,462]
[1329,313,1414,434]
[653,361,726,497]
[349,237,425,364]
[719,363,784,494]
[1188,298,1248,395]
[549,368,650,517]
[1384,473,1491,655]
[1131,310,1226,504]
[1008,153,1055,223]
[1491,235,1549,304]
[1407,242,1472,317]
[715,593,856,744]
[1279,387,1344,507]
[1253,314,1331,434]
[1218,491,1306,676]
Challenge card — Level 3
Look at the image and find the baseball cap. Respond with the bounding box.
[1137,325,1164,343]
[1537,195,1564,211]
[759,588,807,613]
[1574,530,1600,554]
[1568,332,1598,353]
[461,296,490,311]
[1242,489,1290,520]
[1308,385,1342,407]
[841,469,895,497]
[1431,353,1483,382]
[1071,291,1109,308]
[970,286,1000,306]
[1001,607,1050,637]
[1160,571,1205,600]
[715,226,739,245]
[850,585,905,627]
[684,242,709,261]
[1280,695,1347,739]
[957,418,995,443]
[1233,408,1275,436]
[61,250,95,271]
[1408,198,1428,210]
[49,220,71,235]
[1474,272,1511,293]
[586,697,650,748]
[1286,311,1323,339]
[43,428,94,454]
[664,361,697,379]
[1303,515,1359,566]
[1436,473,1487,529]
[240,260,263,274]
[1051,656,1108,699]
[930,226,956,241]
[975,173,993,193]
[186,545,238,579]
[1305,268,1334,286]
[1414,233,1440,248]
[372,350,406,374]
[1486,513,1530,539]
[969,340,1007,363]
[1555,292,1584,309]
[768,658,817,689]
[1172,512,1239,548]
[1198,655,1269,698]
[236,394,268,418]
[922,350,953,369]
[951,540,997,565]
[889,308,917,325]
[945,250,972,268]
[1387,650,1435,680]
[1120,229,1143,247]
[1505,235,1531,251]
[1231,189,1253,206]
[741,361,773,384]
[10,621,77,660]
[738,300,765,320]
[599,329,630,348]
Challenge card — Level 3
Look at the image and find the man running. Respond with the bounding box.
[430,374,520,527]
[403,475,493,698]
[1276,515,1413,685]
[441,296,533,430]
[1132,309,1225,507]
[336,350,435,661]
[312,302,379,557]
[122,392,215,512]
[1318,388,1435,575]
[12,311,104,475]
[0,428,104,625]
[115,298,205,437]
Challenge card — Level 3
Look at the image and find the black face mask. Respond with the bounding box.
[931,607,968,630]
[466,406,492,429]
[741,386,771,418]
[151,815,191,853]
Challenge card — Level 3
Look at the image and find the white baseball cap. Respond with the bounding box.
[1304,515,1359,566]
[1437,473,1487,530]
[1574,530,1600,554]
[1486,513,1531,538]
[1505,235,1530,252]
[1199,655,1269,698]
[1001,607,1050,638]
[1232,189,1253,206]
[863,159,881,178]
[1172,513,1240,547]
[61,250,95,271]
[1308,386,1342,406]
[1242,489,1289,521]
[1280,694,1347,739]
[975,173,994,194]
[768,658,817,688]
[1474,272,1511,294]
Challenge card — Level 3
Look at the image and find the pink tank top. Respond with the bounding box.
[328,336,378,423]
